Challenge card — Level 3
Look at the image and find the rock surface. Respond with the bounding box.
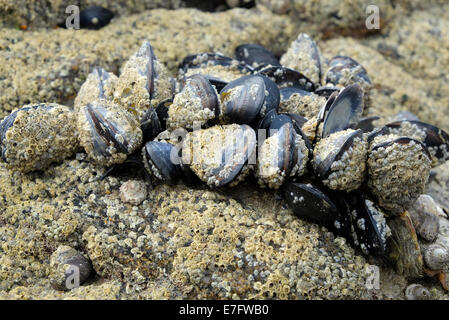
[1,1,449,300]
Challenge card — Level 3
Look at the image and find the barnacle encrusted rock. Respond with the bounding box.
[367,134,431,215]
[0,103,79,173]
[0,8,296,119]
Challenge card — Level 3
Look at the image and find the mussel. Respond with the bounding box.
[0,103,79,172]
[77,100,142,166]
[220,74,280,125]
[235,43,280,68]
[167,74,220,130]
[114,41,173,120]
[181,124,257,187]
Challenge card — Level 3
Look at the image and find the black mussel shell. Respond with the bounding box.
[220,74,279,125]
[272,122,298,178]
[279,87,312,104]
[325,55,371,86]
[314,85,340,98]
[256,65,315,92]
[346,194,389,256]
[235,44,280,67]
[287,113,308,130]
[314,129,364,180]
[208,124,257,187]
[255,108,278,136]
[268,114,293,134]
[316,90,339,125]
[143,141,182,184]
[135,41,157,100]
[263,113,312,156]
[321,84,364,138]
[203,75,229,92]
[189,74,220,122]
[85,103,129,157]
[355,116,380,133]
[384,120,449,165]
[283,182,339,223]
[327,193,353,238]
[140,99,172,142]
[0,111,19,161]
[80,6,114,30]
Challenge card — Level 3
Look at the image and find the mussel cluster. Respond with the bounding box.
[2,33,449,291]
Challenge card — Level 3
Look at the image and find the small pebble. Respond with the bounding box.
[50,246,93,291]
[120,180,148,205]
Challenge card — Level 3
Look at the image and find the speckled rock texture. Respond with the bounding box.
[2,1,449,300]
[0,8,295,118]
[0,0,184,28]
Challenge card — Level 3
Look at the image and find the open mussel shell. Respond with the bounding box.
[282,182,339,223]
[142,140,182,184]
[74,67,117,113]
[78,100,142,167]
[181,124,257,187]
[367,136,431,215]
[220,74,279,125]
[235,44,280,68]
[114,41,173,120]
[387,212,424,278]
[346,194,390,256]
[140,99,171,142]
[355,116,380,133]
[255,65,315,92]
[383,120,449,167]
[314,84,340,98]
[313,129,367,192]
[167,74,219,130]
[280,33,325,86]
[79,6,114,30]
[0,103,79,172]
[203,75,229,92]
[320,84,364,139]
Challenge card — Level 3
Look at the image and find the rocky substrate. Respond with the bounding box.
[1,0,449,300]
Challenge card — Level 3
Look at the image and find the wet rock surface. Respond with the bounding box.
[1,1,449,300]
